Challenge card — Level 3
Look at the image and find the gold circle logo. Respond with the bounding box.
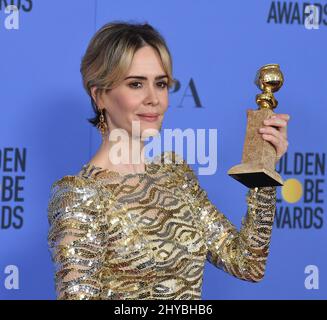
[281,178,303,203]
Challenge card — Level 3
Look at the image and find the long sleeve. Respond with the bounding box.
[174,156,277,283]
[47,175,111,299]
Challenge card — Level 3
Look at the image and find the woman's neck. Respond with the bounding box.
[89,136,146,174]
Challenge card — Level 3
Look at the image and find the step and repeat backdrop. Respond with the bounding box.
[0,0,326,299]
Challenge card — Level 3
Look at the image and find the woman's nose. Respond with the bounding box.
[146,85,159,105]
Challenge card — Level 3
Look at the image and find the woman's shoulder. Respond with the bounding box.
[47,173,112,224]
[49,161,108,191]
[49,174,91,195]
[48,175,92,207]
[48,169,108,208]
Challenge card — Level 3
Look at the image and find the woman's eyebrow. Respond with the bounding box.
[124,75,168,80]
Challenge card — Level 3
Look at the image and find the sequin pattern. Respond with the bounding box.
[47,151,277,299]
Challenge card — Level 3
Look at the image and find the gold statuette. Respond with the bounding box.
[227,64,284,188]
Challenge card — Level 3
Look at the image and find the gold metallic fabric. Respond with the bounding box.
[47,151,276,300]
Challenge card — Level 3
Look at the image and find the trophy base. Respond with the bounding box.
[228,163,283,188]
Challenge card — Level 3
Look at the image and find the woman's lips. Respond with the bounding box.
[137,114,159,122]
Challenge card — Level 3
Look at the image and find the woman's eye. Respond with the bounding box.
[157,81,168,89]
[129,82,142,89]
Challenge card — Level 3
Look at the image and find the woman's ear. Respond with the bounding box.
[90,86,100,108]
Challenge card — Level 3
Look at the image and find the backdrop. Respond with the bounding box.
[0,0,326,299]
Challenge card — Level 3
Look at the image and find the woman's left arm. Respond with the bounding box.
[180,112,290,282]
[181,166,277,282]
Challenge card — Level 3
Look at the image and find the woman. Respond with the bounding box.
[47,21,290,300]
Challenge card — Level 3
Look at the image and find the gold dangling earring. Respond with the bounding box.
[97,109,108,140]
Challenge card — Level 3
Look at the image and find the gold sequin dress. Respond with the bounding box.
[47,151,277,300]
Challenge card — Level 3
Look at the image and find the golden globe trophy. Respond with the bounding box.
[227,64,284,188]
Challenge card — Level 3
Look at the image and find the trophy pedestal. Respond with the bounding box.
[228,108,284,188]
[228,163,283,188]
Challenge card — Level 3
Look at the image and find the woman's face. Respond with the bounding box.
[93,45,169,139]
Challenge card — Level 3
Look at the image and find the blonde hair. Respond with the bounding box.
[80,20,176,127]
